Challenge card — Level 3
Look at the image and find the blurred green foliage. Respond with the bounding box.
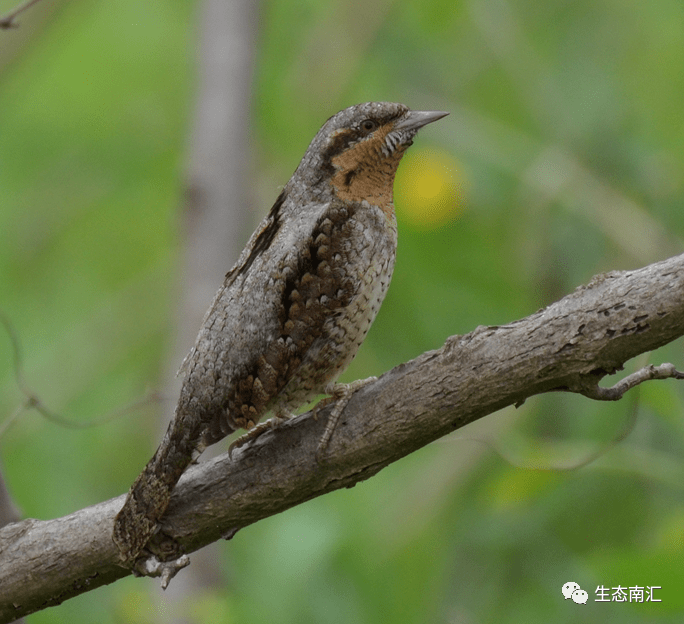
[1,0,684,622]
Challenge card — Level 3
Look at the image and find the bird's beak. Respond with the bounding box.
[394,110,449,132]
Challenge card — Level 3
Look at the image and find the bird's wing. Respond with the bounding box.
[178,194,358,425]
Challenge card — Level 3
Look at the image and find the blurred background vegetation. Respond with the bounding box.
[1,0,684,622]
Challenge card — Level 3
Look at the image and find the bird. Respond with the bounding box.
[112,101,448,565]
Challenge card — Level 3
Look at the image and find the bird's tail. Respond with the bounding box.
[112,409,205,564]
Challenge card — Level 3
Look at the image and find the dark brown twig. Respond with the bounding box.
[0,0,44,29]
[0,309,162,437]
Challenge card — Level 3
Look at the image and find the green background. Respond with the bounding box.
[1,0,684,622]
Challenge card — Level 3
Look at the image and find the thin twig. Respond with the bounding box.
[570,363,684,400]
[0,309,163,437]
[0,0,45,29]
[466,355,651,472]
[457,381,643,472]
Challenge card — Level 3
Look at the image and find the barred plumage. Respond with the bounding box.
[113,101,448,565]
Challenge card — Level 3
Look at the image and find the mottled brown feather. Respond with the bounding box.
[113,101,444,564]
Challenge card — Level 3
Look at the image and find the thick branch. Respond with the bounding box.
[1,253,684,621]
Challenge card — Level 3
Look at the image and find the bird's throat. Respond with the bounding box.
[330,128,406,220]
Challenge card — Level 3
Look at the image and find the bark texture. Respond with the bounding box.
[1,253,683,622]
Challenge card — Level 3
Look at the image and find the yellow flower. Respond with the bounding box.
[395,148,465,229]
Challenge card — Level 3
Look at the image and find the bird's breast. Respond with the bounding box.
[272,200,397,412]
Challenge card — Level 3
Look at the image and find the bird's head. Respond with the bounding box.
[290,102,448,215]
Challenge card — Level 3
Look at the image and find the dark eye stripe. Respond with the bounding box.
[320,112,400,168]
[321,129,360,163]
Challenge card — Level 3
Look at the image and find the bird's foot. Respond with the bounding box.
[132,553,190,589]
[315,376,377,460]
[228,410,294,458]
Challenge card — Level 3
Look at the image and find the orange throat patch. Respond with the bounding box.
[330,126,406,219]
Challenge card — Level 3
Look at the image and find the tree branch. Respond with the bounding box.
[1,252,684,621]
[569,362,684,400]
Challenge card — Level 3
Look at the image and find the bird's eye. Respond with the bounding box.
[360,119,378,133]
